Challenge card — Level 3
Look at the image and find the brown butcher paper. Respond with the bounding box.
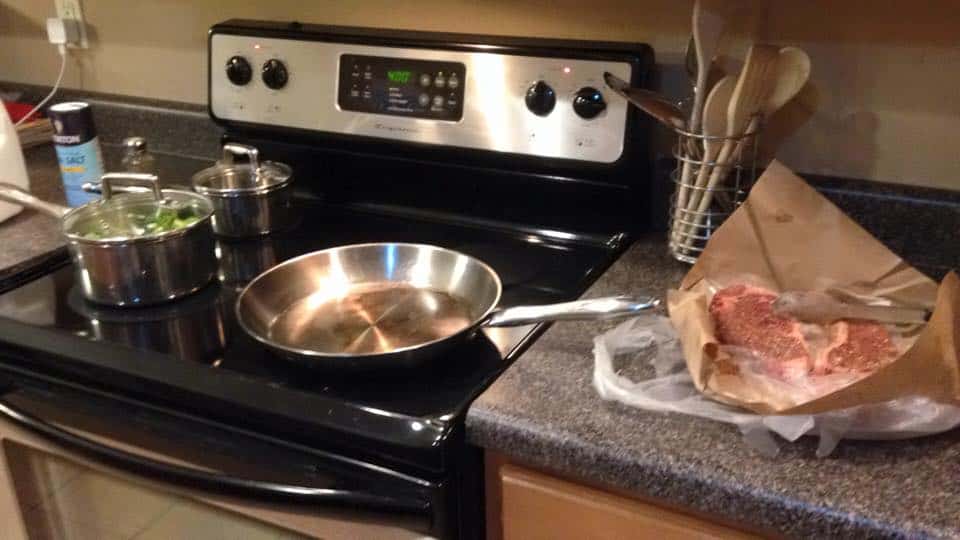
[667,160,960,415]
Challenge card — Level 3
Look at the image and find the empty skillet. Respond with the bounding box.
[236,243,658,370]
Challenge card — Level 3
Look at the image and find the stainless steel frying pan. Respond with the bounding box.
[236,243,658,370]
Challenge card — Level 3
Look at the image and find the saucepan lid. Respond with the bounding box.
[192,143,292,197]
[0,173,211,244]
[64,173,213,243]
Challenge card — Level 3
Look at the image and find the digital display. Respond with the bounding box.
[340,55,465,121]
[387,70,412,84]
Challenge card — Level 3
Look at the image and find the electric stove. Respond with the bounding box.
[0,21,653,538]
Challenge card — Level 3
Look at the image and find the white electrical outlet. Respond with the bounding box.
[54,0,88,48]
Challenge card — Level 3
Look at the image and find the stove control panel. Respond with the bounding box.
[338,54,466,121]
[210,30,634,163]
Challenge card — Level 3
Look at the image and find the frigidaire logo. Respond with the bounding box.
[373,123,419,134]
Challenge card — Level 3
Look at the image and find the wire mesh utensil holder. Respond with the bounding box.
[668,123,760,264]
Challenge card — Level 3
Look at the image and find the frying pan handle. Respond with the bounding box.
[0,182,70,219]
[483,295,660,327]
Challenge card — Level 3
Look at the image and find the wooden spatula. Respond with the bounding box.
[671,75,735,248]
[766,47,811,117]
[689,0,727,135]
[674,0,728,224]
[681,44,780,239]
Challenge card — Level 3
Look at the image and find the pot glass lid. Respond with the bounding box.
[192,143,292,195]
[64,174,212,242]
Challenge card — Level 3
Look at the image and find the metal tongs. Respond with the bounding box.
[773,291,931,325]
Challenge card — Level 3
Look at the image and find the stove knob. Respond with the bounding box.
[261,59,289,90]
[225,56,252,86]
[573,87,606,119]
[525,80,556,116]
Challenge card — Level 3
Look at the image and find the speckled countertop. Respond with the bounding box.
[0,144,213,291]
[466,238,960,539]
[0,146,69,290]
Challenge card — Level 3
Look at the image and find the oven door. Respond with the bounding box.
[0,373,437,540]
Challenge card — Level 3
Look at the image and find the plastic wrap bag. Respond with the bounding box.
[593,314,960,457]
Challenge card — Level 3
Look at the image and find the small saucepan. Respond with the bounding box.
[0,173,216,306]
[236,243,659,370]
[191,143,293,237]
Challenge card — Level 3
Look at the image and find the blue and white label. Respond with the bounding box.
[54,137,104,207]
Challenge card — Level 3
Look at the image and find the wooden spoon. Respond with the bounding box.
[681,44,780,242]
[603,72,686,130]
[765,46,811,117]
[688,0,727,135]
[673,0,727,231]
[683,36,728,98]
[724,44,781,139]
[671,75,735,248]
[773,291,930,325]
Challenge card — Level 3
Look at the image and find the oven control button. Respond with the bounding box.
[525,80,556,116]
[447,74,460,89]
[432,95,445,108]
[420,73,432,87]
[418,93,430,107]
[434,74,446,89]
[225,56,252,86]
[261,59,289,90]
[573,86,606,119]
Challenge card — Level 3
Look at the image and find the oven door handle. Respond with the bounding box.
[0,397,430,515]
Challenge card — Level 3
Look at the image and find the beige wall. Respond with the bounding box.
[1,0,958,189]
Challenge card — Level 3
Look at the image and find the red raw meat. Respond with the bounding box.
[709,284,813,378]
[709,284,896,379]
[816,320,896,375]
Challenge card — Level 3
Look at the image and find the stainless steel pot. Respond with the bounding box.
[236,243,659,370]
[191,143,293,237]
[0,173,217,306]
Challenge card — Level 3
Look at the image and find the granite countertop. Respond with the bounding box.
[0,146,69,290]
[466,237,960,539]
[0,144,213,291]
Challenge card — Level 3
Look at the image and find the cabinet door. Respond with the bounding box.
[498,463,760,540]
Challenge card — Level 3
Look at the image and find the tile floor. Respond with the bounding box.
[9,447,305,540]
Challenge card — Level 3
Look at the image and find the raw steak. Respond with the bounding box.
[709,284,812,378]
[709,284,896,379]
[816,320,896,375]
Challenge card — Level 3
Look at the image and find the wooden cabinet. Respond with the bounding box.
[486,454,762,540]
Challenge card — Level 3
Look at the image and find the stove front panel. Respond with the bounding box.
[210,30,633,163]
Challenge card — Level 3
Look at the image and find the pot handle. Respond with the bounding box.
[101,172,163,201]
[483,295,660,327]
[221,143,261,171]
[0,182,70,219]
[82,182,193,194]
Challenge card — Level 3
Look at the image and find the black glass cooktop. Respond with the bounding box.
[0,199,625,471]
